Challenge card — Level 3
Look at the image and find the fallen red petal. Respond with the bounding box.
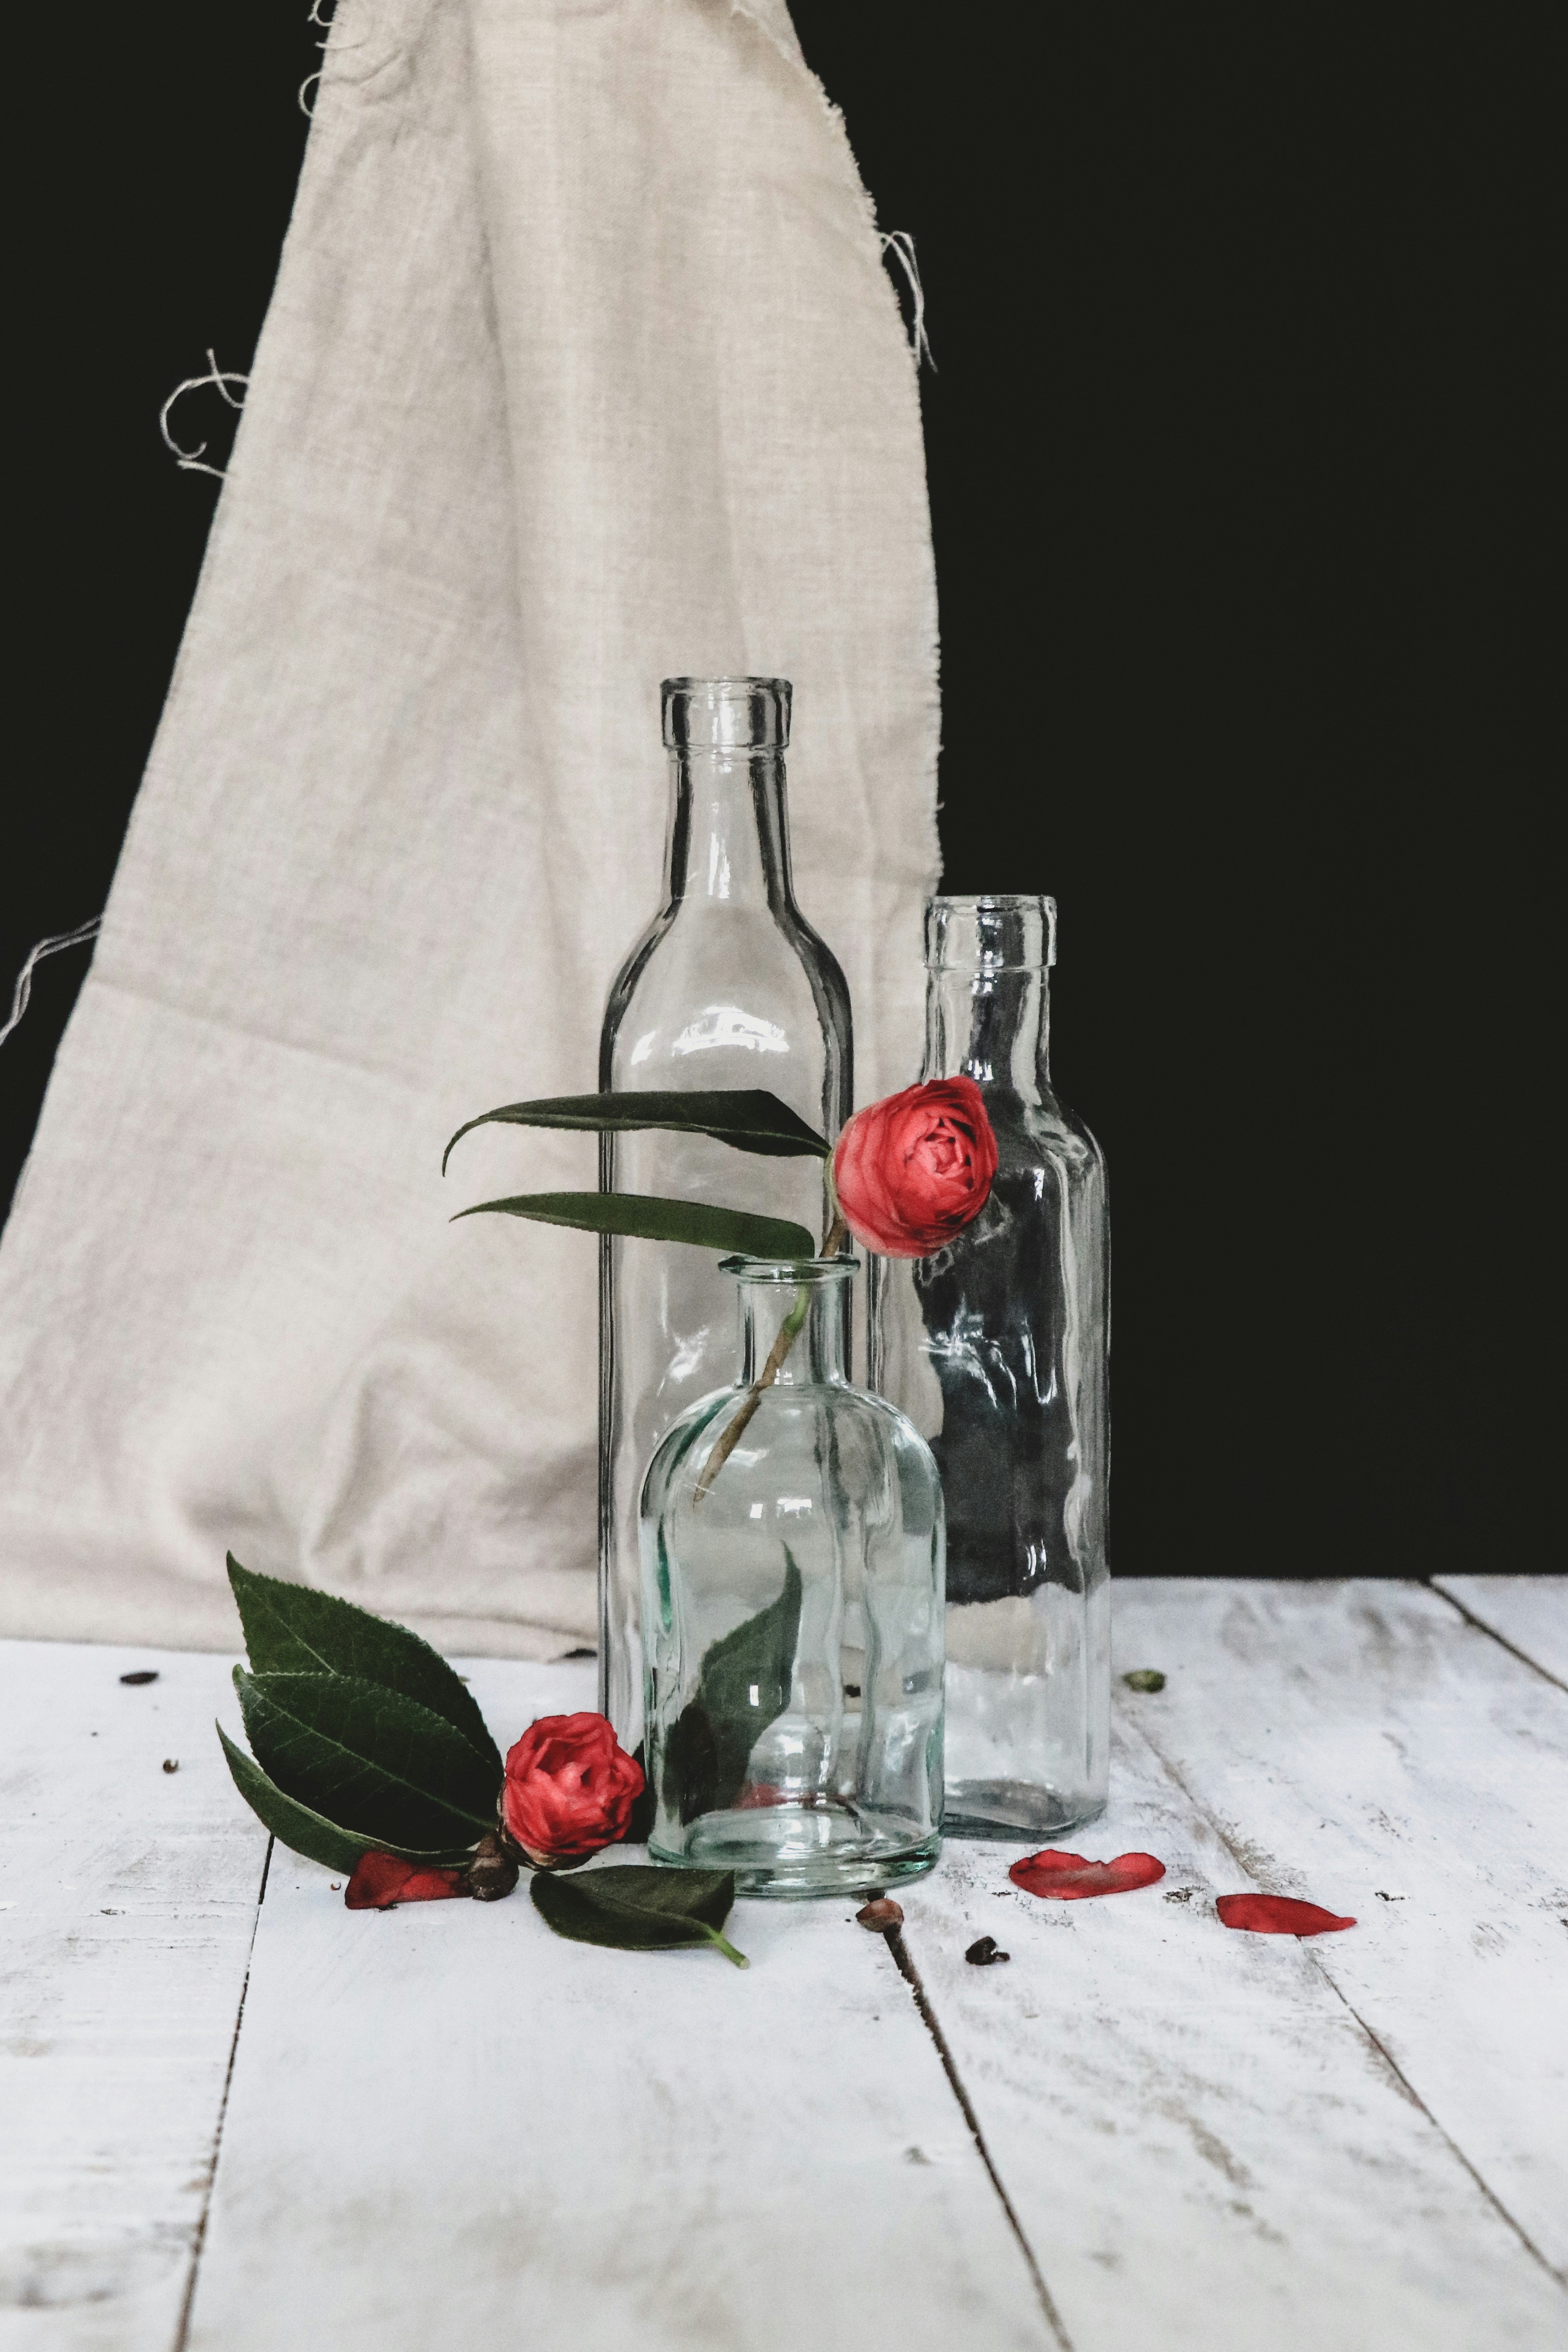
[1009,1849,1167,1900]
[344,1852,468,1910]
[1216,1893,1356,1936]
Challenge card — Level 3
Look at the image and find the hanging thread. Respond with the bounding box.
[880,231,936,371]
[1,919,103,1051]
[160,352,249,482]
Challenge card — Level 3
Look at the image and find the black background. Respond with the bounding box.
[4,8,1549,1580]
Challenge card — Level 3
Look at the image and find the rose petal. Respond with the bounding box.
[1009,1848,1167,1899]
[1216,1894,1356,1936]
[344,1852,468,1910]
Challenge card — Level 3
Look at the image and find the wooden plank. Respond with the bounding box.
[1433,1575,1568,1688]
[185,1658,1057,2352]
[1106,1580,1568,2280]
[0,1641,267,2352]
[888,1579,1568,2352]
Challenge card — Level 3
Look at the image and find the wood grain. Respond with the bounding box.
[0,1642,266,2352]
[185,1660,1056,2352]
[1434,1575,1568,1688]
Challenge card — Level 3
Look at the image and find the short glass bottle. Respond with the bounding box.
[599,680,852,1758]
[868,894,1110,1839]
[640,1257,944,1897]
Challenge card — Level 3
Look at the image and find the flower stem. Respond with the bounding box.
[693,1208,849,1505]
[702,1924,751,1968]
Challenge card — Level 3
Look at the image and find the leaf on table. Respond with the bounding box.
[1216,1893,1356,1936]
[226,1555,500,1774]
[235,1669,497,1854]
[451,1191,816,1261]
[662,1547,803,1824]
[443,1089,829,1174]
[344,1852,468,1909]
[1121,1668,1167,1692]
[217,1726,466,1877]
[1010,1849,1167,1900]
[532,1864,748,1966]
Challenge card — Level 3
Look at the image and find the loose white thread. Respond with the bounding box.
[880,231,936,371]
[300,0,337,114]
[159,351,249,481]
[1,919,102,1050]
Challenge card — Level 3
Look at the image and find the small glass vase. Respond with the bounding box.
[868,894,1110,1839]
[640,1257,944,1897]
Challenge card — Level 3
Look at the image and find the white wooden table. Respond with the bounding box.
[3,1577,1565,2352]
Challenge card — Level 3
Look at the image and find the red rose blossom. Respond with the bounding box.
[501,1712,644,1866]
[832,1077,999,1259]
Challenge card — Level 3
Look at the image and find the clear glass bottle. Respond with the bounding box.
[868,894,1110,1838]
[598,680,852,1756]
[640,1257,944,1896]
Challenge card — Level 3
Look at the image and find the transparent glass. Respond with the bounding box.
[599,680,852,1756]
[868,894,1110,1838]
[640,1259,944,1897]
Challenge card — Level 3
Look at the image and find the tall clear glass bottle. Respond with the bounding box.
[598,679,852,1755]
[868,894,1110,1837]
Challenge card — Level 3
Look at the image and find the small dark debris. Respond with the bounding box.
[966,1934,1011,1965]
[856,1898,904,1932]
[1374,1891,1405,1902]
[119,1670,159,1686]
[1163,1887,1195,1905]
[904,2146,932,2165]
[843,1683,862,1698]
[563,1647,597,1661]
[1122,1669,1166,1693]
[162,1759,179,1773]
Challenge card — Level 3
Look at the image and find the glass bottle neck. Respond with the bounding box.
[922,964,1051,1097]
[666,750,794,915]
[737,1279,847,1387]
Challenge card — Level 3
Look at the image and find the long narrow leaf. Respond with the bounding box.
[452,1191,815,1259]
[216,1727,472,1874]
[226,1556,500,1775]
[443,1090,829,1175]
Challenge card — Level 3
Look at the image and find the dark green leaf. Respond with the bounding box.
[226,1556,501,1775]
[1122,1668,1167,1693]
[216,1726,468,1875]
[663,1548,803,1824]
[443,1090,829,1174]
[235,1669,497,1852]
[452,1192,815,1260]
[531,1864,748,1966]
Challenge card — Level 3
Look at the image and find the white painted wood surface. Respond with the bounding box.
[4,1585,1565,2352]
[0,1644,266,2352]
[1434,1575,1568,1688]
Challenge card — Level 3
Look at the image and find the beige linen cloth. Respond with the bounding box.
[0,0,938,1656]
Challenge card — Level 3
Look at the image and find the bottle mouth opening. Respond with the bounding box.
[719,1255,858,1283]
[663,677,791,752]
[926,892,1057,972]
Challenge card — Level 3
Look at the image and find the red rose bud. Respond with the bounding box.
[832,1077,999,1259]
[345,1852,467,1909]
[501,1712,644,1866]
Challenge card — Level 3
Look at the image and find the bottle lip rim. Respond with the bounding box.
[927,892,1057,913]
[718,1254,859,1282]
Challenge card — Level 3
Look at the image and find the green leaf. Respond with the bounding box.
[663,1548,803,1824]
[443,1090,829,1175]
[531,1864,748,1967]
[216,1726,468,1876]
[226,1555,501,1776]
[235,1669,497,1853]
[452,1192,815,1260]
